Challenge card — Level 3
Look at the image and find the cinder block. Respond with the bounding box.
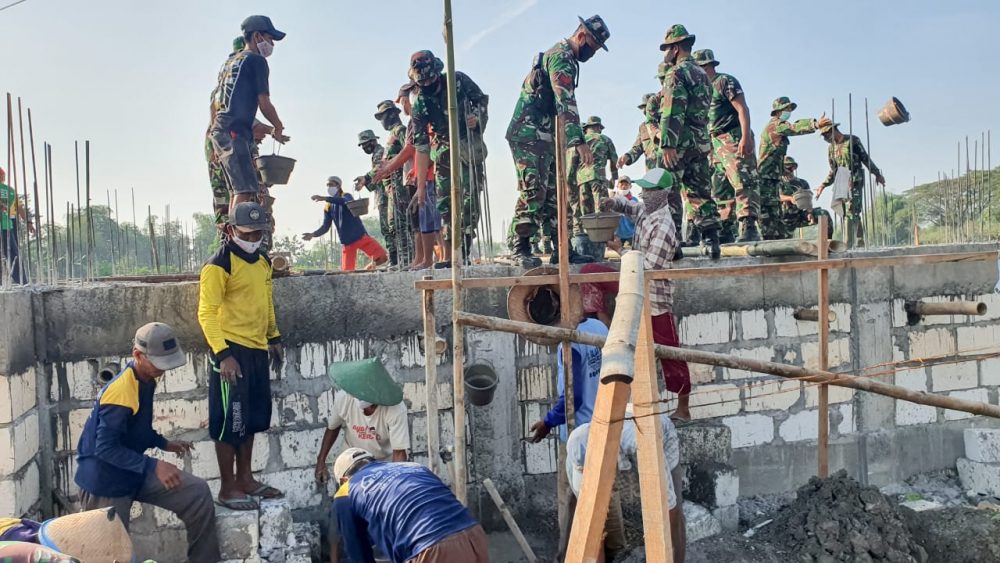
[892,299,908,328]
[722,414,774,448]
[152,399,209,434]
[0,461,40,516]
[908,328,957,360]
[774,307,818,338]
[712,504,740,532]
[261,467,328,511]
[276,393,315,426]
[259,498,294,558]
[945,388,989,420]
[0,369,37,424]
[743,379,800,412]
[216,506,260,560]
[837,403,855,435]
[964,428,1000,463]
[523,440,557,475]
[722,347,775,381]
[957,457,1000,497]
[801,338,851,370]
[278,428,326,469]
[896,368,928,391]
[689,362,716,385]
[690,384,742,420]
[957,325,1000,355]
[896,399,937,426]
[516,365,554,401]
[153,505,184,529]
[0,412,38,477]
[686,462,739,508]
[683,501,722,542]
[981,357,1000,387]
[679,312,734,346]
[779,409,819,443]
[803,383,855,408]
[977,293,1000,321]
[298,343,328,379]
[931,362,978,392]
[402,382,453,413]
[741,310,768,341]
[56,408,93,452]
[160,360,198,394]
[676,424,732,466]
[52,361,98,403]
[830,303,852,334]
[290,521,321,562]
[190,437,268,480]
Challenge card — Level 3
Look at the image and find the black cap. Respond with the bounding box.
[229,201,272,232]
[241,15,286,41]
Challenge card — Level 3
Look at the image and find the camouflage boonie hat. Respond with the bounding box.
[784,156,798,168]
[692,49,718,67]
[232,36,245,53]
[578,15,611,51]
[659,24,694,50]
[357,129,379,145]
[373,100,399,118]
[408,50,444,85]
[771,96,797,114]
[656,62,670,81]
[638,93,654,109]
[583,116,604,130]
[819,122,841,135]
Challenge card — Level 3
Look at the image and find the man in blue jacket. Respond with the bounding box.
[333,448,489,563]
[304,176,388,271]
[75,322,219,562]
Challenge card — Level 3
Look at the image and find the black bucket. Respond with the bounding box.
[464,364,498,407]
[255,154,297,185]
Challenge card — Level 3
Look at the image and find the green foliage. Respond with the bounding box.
[905,166,1000,243]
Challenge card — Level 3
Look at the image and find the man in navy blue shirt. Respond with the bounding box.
[75,323,219,562]
[304,176,388,271]
[209,15,290,212]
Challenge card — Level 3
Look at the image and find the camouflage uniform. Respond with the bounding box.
[757,97,820,240]
[374,100,414,266]
[204,37,247,232]
[781,157,833,238]
[693,49,760,243]
[409,52,489,245]
[658,37,719,232]
[358,129,395,259]
[819,126,882,224]
[567,116,617,233]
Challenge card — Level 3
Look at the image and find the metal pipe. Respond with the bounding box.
[16,97,32,283]
[906,300,986,317]
[85,140,93,280]
[793,307,838,323]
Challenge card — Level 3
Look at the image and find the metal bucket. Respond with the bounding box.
[581,212,622,242]
[346,198,370,217]
[877,97,910,126]
[255,154,297,185]
[464,363,498,407]
[793,189,814,211]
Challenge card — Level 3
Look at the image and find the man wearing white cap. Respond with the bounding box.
[75,322,220,562]
[304,176,388,271]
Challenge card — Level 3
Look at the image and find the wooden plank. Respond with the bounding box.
[413,251,995,290]
[817,215,830,478]
[421,281,440,477]
[483,478,538,563]
[631,279,673,562]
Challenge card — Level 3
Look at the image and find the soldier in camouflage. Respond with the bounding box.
[693,48,761,244]
[505,15,610,268]
[659,24,722,259]
[374,100,414,267]
[567,116,618,231]
[780,156,833,239]
[757,97,830,240]
[816,122,885,247]
[354,129,397,264]
[408,49,489,267]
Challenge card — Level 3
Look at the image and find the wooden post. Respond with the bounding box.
[483,479,538,563]
[631,279,673,562]
[817,214,830,478]
[442,0,467,505]
[554,118,575,539]
[421,277,440,477]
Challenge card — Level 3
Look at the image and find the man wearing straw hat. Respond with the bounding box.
[75,322,220,561]
[315,358,410,563]
[815,122,885,248]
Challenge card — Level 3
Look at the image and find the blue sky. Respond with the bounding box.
[2,0,997,240]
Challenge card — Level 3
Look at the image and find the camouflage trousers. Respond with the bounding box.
[666,147,719,231]
[782,205,833,238]
[710,130,761,238]
[386,176,414,266]
[507,140,563,250]
[844,183,864,223]
[758,177,786,240]
[206,136,231,228]
[430,142,480,242]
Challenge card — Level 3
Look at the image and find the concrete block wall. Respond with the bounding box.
[0,365,40,518]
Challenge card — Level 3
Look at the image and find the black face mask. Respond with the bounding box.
[379,114,398,131]
[578,41,596,62]
[362,143,376,155]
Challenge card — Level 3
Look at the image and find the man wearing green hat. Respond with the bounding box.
[757,97,831,240]
[780,156,834,239]
[658,24,722,259]
[693,48,761,244]
[374,101,414,268]
[567,116,618,258]
[816,122,884,247]
[315,358,410,563]
[505,15,611,268]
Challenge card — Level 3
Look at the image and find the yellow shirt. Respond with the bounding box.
[198,244,279,355]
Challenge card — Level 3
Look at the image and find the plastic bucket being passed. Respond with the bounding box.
[581,212,622,242]
[255,154,297,185]
[346,198,370,217]
[877,97,910,127]
[464,363,498,407]
[793,189,814,211]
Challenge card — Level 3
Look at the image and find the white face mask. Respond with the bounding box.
[328,185,341,197]
[232,232,262,254]
[257,39,274,58]
[779,111,791,121]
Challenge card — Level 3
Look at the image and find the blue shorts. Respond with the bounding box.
[419,181,442,234]
[209,341,272,446]
[211,129,260,195]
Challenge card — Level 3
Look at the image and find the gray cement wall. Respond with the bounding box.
[1,243,999,561]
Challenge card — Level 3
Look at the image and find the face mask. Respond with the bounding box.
[257,39,274,58]
[362,143,376,155]
[327,185,341,197]
[357,399,374,410]
[577,41,596,62]
[232,232,262,254]
[663,47,677,65]
[379,115,396,130]
[779,111,791,121]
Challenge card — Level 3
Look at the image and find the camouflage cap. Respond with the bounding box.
[659,24,695,50]
[692,49,718,67]
[583,116,604,130]
[408,50,444,85]
[357,129,379,145]
[232,36,246,53]
[771,96,798,114]
[373,100,399,118]
[656,61,670,81]
[638,93,654,109]
[819,122,841,135]
[783,156,798,168]
[577,15,611,51]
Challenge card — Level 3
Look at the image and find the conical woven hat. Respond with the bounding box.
[327,358,404,406]
[39,507,133,562]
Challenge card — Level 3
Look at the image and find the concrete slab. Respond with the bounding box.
[683,501,722,542]
[964,428,1000,463]
[957,457,1000,497]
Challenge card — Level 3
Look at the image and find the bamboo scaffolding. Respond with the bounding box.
[817,215,830,478]
[554,118,575,537]
[421,276,441,476]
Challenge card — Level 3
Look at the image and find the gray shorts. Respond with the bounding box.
[211,129,260,195]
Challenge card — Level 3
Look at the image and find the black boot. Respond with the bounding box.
[681,222,701,247]
[737,218,761,243]
[514,237,542,268]
[550,246,595,265]
[701,227,722,260]
[462,234,474,266]
[542,238,554,255]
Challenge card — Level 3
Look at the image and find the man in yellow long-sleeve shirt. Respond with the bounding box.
[198,201,284,510]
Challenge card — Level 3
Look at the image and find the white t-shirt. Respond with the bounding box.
[326,391,411,461]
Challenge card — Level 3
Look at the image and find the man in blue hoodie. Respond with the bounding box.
[75,323,219,562]
[304,176,388,271]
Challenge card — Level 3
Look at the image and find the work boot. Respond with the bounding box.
[737,218,761,243]
[542,238,554,255]
[681,222,701,247]
[462,234,474,266]
[701,227,722,260]
[388,245,399,268]
[513,237,542,268]
[531,242,542,255]
[549,247,595,265]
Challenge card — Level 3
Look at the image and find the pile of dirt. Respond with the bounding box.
[902,506,1000,563]
[758,470,928,562]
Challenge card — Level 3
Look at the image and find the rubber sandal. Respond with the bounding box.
[215,495,259,511]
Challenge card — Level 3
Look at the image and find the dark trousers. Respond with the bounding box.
[1,228,21,284]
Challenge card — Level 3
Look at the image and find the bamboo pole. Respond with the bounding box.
[817,215,830,478]
[442,0,467,505]
[906,301,986,317]
[422,276,441,477]
[483,479,537,563]
[458,311,1000,419]
[554,117,575,538]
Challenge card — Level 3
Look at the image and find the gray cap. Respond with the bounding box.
[134,322,186,371]
[327,176,342,186]
[229,201,272,232]
[241,15,286,41]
